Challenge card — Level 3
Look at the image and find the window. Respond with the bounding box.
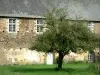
[9,19,17,32]
[35,19,44,33]
[88,22,94,31]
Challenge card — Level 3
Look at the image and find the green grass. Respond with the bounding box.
[0,63,97,75]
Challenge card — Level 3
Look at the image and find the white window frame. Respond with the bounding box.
[35,19,44,34]
[8,18,17,33]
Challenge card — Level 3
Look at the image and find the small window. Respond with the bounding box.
[88,22,94,31]
[35,19,44,33]
[9,19,17,32]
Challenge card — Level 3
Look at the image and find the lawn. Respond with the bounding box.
[0,63,97,75]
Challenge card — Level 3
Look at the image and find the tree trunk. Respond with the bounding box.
[57,51,64,70]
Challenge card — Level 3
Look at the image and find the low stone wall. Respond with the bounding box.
[0,48,46,65]
[0,48,90,65]
[63,51,88,63]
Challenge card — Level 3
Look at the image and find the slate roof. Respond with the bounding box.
[0,0,100,21]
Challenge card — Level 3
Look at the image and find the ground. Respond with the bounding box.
[0,63,98,75]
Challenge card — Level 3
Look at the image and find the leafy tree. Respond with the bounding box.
[30,8,100,70]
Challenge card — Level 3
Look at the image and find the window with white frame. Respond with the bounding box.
[35,19,44,33]
[9,18,17,32]
[88,22,94,31]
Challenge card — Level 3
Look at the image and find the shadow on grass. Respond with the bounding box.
[9,66,87,73]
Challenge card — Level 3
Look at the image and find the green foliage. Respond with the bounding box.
[30,8,99,54]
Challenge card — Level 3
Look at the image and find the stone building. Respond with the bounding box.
[0,0,100,49]
[0,0,100,64]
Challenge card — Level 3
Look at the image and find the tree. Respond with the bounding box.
[30,8,100,70]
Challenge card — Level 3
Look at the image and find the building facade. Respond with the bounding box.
[0,0,100,64]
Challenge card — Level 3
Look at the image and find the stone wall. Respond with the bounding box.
[0,18,100,65]
[94,22,100,34]
[0,48,89,65]
[63,51,88,63]
[0,18,37,64]
[0,18,35,49]
[0,48,46,65]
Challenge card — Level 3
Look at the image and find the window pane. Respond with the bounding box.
[9,19,12,23]
[13,19,16,23]
[37,19,43,24]
[13,25,16,31]
[37,25,40,32]
[9,24,13,32]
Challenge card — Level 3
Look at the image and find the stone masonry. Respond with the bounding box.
[0,18,100,65]
[0,18,36,65]
[0,18,35,49]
